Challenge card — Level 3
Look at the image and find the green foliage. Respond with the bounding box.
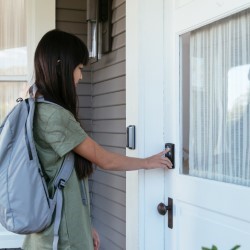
[202,245,240,250]
[202,246,218,250]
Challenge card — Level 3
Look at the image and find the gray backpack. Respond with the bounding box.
[0,95,74,250]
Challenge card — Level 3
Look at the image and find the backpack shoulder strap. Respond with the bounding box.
[52,152,75,250]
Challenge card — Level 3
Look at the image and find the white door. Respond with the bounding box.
[163,0,250,249]
[126,0,250,249]
[0,0,55,247]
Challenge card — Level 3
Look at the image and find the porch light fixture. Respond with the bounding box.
[87,0,112,63]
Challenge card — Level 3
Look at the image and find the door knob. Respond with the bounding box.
[157,202,171,215]
[157,197,173,229]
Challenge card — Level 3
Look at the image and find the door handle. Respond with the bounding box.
[157,197,173,229]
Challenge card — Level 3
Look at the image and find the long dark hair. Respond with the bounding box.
[34,29,93,179]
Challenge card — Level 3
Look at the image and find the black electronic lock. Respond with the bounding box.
[165,143,175,168]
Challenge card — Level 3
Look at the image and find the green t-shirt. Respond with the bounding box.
[22,103,94,250]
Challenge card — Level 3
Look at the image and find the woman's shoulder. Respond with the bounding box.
[36,102,74,122]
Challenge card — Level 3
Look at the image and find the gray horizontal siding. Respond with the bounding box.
[56,0,126,249]
[56,0,91,132]
[91,0,126,249]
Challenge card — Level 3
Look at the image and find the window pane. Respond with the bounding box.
[0,0,28,124]
[0,0,27,75]
[0,82,28,123]
[180,8,250,186]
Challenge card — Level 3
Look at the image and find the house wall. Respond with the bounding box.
[56,0,92,133]
[56,0,126,249]
[90,0,126,249]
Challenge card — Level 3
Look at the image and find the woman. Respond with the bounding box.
[22,29,172,250]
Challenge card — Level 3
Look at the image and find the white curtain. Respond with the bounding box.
[189,8,250,186]
[0,0,28,123]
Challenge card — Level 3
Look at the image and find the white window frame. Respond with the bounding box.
[0,0,55,247]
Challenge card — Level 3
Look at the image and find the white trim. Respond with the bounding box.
[126,0,165,249]
[0,76,27,82]
[126,0,141,248]
[0,0,56,247]
[27,0,56,84]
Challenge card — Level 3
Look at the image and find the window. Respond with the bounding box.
[0,0,29,123]
[180,8,250,186]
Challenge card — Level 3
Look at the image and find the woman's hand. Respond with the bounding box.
[144,149,173,170]
[92,228,100,250]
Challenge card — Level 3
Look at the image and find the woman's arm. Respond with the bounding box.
[74,137,173,171]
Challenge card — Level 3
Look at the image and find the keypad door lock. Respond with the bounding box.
[165,143,175,168]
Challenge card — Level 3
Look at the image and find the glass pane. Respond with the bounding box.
[180,8,250,186]
[0,0,27,75]
[0,82,29,124]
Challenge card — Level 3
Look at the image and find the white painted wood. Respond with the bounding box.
[0,0,55,247]
[162,1,250,250]
[127,0,250,250]
[126,0,165,249]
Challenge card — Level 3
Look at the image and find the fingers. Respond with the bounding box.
[161,156,173,169]
[92,228,100,250]
[159,149,173,169]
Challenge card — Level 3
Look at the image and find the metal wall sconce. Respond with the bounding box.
[87,0,112,63]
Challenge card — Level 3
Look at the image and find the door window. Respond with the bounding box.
[180,8,250,186]
[0,0,28,123]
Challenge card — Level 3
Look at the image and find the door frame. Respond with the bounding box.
[126,0,166,249]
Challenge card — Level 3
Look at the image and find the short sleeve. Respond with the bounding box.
[43,106,87,157]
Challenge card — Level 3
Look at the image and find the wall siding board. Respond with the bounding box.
[92,105,126,120]
[56,0,85,10]
[92,120,126,133]
[92,91,125,107]
[112,0,125,9]
[96,167,126,178]
[92,207,126,234]
[93,220,126,247]
[92,61,125,83]
[92,195,126,219]
[92,76,125,95]
[92,47,125,71]
[112,17,125,36]
[92,182,126,205]
[112,32,126,50]
[56,21,87,35]
[92,133,126,148]
[76,83,91,95]
[92,170,126,192]
[112,3,126,22]
[93,224,125,250]
[56,1,126,249]
[78,107,92,120]
[57,9,86,22]
[92,235,123,250]
[78,96,91,107]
